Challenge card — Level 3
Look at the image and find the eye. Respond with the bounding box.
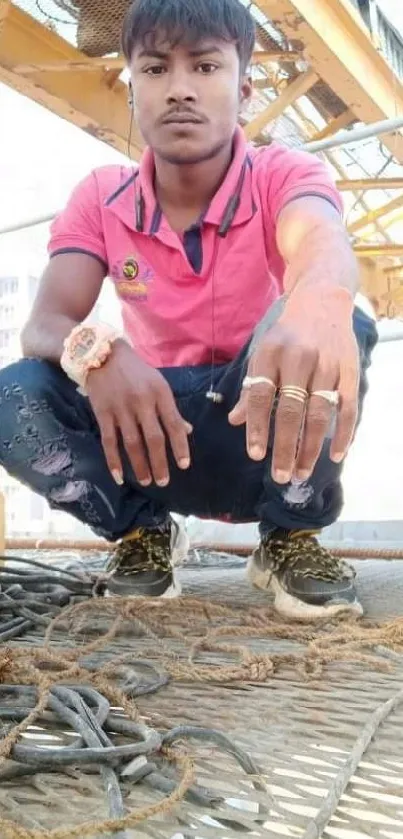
[197,62,218,74]
[144,65,166,76]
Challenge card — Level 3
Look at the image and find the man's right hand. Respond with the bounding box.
[86,340,192,487]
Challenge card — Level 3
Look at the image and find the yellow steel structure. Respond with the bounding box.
[244,68,318,141]
[337,178,403,192]
[1,0,403,316]
[310,110,356,142]
[349,195,403,235]
[0,3,144,157]
[1,0,402,162]
[260,0,403,163]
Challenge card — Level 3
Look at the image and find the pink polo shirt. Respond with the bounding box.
[49,127,342,368]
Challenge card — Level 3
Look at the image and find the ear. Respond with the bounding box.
[239,75,253,108]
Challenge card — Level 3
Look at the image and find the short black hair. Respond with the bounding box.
[121,0,256,73]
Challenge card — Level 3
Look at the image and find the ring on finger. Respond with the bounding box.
[311,389,339,407]
[279,385,308,404]
[242,375,276,390]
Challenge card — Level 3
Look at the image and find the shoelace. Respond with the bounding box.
[262,533,355,583]
[107,525,173,576]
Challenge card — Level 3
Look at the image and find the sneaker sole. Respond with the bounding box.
[247,556,363,622]
[104,571,182,599]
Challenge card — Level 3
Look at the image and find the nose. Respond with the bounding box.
[165,67,197,106]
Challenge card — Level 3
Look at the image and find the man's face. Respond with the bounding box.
[130,37,252,165]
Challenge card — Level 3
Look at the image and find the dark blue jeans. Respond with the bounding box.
[0,308,377,541]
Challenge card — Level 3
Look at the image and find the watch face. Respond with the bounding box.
[71,327,97,359]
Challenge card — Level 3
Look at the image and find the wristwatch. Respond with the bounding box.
[61,323,121,393]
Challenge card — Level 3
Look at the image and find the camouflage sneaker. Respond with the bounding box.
[248,529,362,621]
[105,518,188,598]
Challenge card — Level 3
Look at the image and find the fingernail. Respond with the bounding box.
[294,470,310,482]
[157,477,169,487]
[185,423,193,434]
[112,469,124,485]
[249,444,265,461]
[274,470,291,484]
[178,457,190,469]
[139,477,152,487]
[332,452,345,464]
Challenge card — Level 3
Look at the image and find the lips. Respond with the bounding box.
[162,114,203,125]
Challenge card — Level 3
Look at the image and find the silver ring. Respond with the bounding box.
[311,389,340,407]
[242,376,276,390]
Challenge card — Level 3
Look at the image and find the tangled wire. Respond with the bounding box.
[2,557,403,837]
[0,556,94,643]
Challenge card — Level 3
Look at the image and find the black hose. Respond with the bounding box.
[0,683,262,823]
[0,556,95,643]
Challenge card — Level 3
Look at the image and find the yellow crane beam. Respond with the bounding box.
[258,0,403,162]
[0,3,144,158]
[12,56,127,74]
[354,244,403,258]
[12,49,302,76]
[244,68,318,140]
[2,0,403,166]
[337,178,403,191]
[349,194,403,235]
[251,49,301,63]
[310,109,356,142]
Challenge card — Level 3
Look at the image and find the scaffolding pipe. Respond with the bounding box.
[0,211,57,236]
[2,116,403,237]
[304,115,403,154]
[3,537,403,560]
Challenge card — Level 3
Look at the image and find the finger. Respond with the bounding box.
[294,395,334,480]
[96,411,124,485]
[271,391,307,483]
[138,408,171,487]
[294,390,335,481]
[228,360,260,426]
[119,412,152,486]
[294,364,339,481]
[243,349,278,459]
[228,385,248,426]
[157,386,192,470]
[246,380,277,460]
[271,348,317,483]
[330,360,359,463]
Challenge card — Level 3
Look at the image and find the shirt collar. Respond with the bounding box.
[203,126,254,228]
[105,126,255,235]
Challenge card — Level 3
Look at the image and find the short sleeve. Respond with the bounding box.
[48,171,107,268]
[264,147,343,223]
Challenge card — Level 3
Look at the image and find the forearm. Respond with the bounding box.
[283,220,359,303]
[21,254,105,363]
[21,314,78,363]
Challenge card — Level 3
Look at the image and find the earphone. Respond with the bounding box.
[124,82,250,406]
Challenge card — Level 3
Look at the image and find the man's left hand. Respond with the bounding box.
[228,289,359,484]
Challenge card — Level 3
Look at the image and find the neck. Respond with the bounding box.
[154,142,233,231]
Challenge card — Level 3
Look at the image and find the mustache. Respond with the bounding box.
[160,108,205,124]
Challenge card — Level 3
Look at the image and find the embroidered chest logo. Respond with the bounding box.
[112,255,154,300]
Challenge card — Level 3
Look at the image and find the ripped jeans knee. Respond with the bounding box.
[0,359,172,540]
[31,443,91,504]
[0,359,84,476]
[0,359,121,537]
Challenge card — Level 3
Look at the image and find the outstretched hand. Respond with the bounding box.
[86,340,192,487]
[229,289,359,484]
